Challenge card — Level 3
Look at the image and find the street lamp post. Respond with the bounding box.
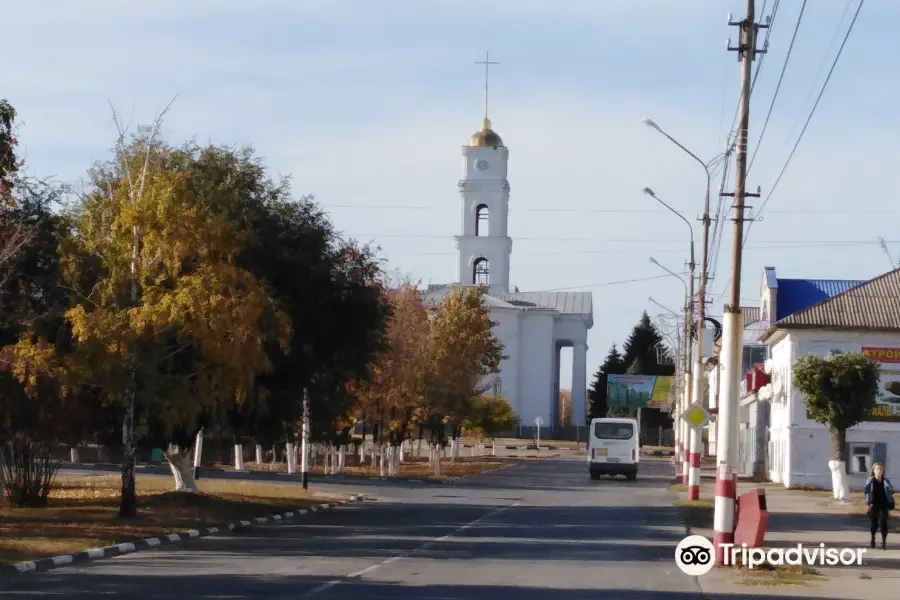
[642,117,719,501]
[648,252,693,484]
[645,188,698,492]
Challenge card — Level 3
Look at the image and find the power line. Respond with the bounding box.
[353,233,898,244]
[323,204,900,215]
[744,0,864,247]
[747,0,807,175]
[533,273,692,292]
[709,0,866,305]
[380,240,898,257]
[725,0,780,145]
[780,0,854,147]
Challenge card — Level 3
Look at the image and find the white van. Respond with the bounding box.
[588,417,639,480]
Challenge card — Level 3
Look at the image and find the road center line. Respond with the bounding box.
[300,501,521,597]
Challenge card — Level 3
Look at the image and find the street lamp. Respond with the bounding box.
[645,186,696,488]
[643,118,721,501]
[648,296,680,318]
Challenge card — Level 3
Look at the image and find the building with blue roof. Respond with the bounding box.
[717,266,900,491]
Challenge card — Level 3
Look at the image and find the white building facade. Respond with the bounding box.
[426,117,593,432]
[740,267,900,489]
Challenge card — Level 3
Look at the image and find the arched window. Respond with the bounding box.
[475,204,489,236]
[473,258,490,286]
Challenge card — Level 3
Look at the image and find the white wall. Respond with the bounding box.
[519,311,557,425]
[768,329,900,488]
[487,308,521,415]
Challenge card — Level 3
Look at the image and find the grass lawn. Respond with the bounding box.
[0,473,343,565]
[233,456,508,480]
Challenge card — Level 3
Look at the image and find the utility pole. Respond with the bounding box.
[714,0,766,564]
[680,295,692,480]
[301,388,310,490]
[688,178,712,501]
[682,251,695,485]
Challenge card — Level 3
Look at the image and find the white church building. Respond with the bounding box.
[424,116,593,432]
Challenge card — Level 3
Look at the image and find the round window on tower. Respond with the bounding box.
[475,159,489,171]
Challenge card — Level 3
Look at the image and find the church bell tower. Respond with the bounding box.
[455,53,512,294]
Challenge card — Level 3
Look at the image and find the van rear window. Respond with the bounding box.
[594,422,634,440]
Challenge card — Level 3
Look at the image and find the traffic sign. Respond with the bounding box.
[680,402,710,429]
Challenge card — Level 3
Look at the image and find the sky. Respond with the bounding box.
[5,0,898,394]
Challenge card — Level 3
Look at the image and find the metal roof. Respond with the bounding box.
[775,268,900,330]
[493,291,592,316]
[775,278,865,321]
[742,307,761,324]
[422,285,592,317]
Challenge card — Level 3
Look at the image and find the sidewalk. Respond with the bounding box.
[672,466,900,597]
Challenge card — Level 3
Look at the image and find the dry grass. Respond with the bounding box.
[0,473,341,565]
[231,457,507,480]
[642,445,674,452]
[729,563,825,587]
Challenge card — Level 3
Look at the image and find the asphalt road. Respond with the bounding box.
[0,457,716,599]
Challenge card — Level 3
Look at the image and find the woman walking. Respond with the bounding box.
[865,462,895,549]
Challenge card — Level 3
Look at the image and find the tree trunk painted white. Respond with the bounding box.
[286,442,297,474]
[165,445,200,492]
[416,437,423,458]
[193,430,204,468]
[492,439,496,456]
[330,446,338,475]
[70,447,79,462]
[378,445,385,476]
[359,443,365,463]
[234,443,244,471]
[371,445,377,468]
[399,441,405,463]
[433,444,441,475]
[339,445,346,473]
[829,460,850,501]
[255,444,263,467]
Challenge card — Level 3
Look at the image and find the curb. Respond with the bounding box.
[0,494,364,580]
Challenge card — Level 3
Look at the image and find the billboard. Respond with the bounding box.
[862,347,900,421]
[800,344,900,422]
[607,374,674,410]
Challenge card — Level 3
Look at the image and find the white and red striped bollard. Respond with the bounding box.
[687,439,701,500]
[713,464,737,564]
[673,437,680,473]
[681,439,689,484]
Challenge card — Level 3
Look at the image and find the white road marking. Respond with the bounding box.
[300,501,521,597]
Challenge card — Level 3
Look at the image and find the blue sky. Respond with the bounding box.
[5,0,898,392]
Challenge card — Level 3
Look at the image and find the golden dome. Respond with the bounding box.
[468,117,503,148]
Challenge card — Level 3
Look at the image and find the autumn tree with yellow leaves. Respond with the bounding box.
[9,122,290,512]
[462,393,518,454]
[349,281,429,475]
[422,286,503,469]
